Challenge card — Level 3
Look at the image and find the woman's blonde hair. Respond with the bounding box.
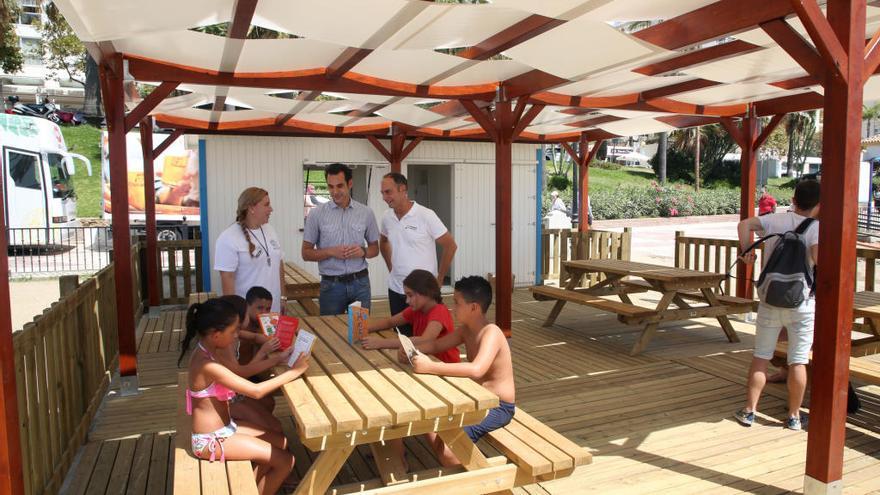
[235,187,268,257]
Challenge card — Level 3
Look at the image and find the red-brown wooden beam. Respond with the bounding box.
[126,57,499,100]
[151,129,184,161]
[458,15,563,60]
[632,0,794,50]
[0,128,24,495]
[123,81,180,133]
[805,1,865,492]
[760,18,827,82]
[140,120,161,310]
[495,99,514,337]
[633,40,763,76]
[366,131,423,173]
[863,26,880,83]
[720,110,757,299]
[100,54,139,382]
[791,0,849,83]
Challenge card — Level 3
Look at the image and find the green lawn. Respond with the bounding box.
[62,125,104,218]
[589,166,657,192]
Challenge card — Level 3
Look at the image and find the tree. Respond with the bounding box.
[783,112,816,176]
[658,132,668,184]
[863,102,880,138]
[0,0,23,73]
[651,124,736,184]
[41,2,86,86]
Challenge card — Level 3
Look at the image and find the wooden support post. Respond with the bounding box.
[464,94,543,337]
[100,54,139,389]
[140,119,161,310]
[366,131,422,174]
[0,131,25,495]
[738,110,758,300]
[495,99,514,337]
[804,1,865,493]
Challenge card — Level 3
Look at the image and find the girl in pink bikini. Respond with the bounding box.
[180,298,309,495]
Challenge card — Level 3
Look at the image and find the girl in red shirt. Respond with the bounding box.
[362,269,461,363]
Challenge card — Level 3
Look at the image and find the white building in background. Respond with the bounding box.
[1,0,85,108]
[200,136,540,298]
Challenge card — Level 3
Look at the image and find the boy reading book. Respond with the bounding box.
[217,295,290,435]
[409,276,515,467]
[361,269,460,364]
[239,286,274,366]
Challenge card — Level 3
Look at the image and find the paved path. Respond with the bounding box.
[11,279,59,331]
[596,218,738,265]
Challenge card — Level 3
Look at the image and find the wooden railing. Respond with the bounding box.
[154,239,204,305]
[13,243,142,495]
[675,233,880,294]
[541,228,632,285]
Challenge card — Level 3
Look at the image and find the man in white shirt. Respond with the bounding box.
[734,179,820,432]
[379,172,457,336]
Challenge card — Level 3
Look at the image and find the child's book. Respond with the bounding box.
[275,315,299,350]
[396,328,424,366]
[258,312,280,337]
[347,301,369,343]
[287,329,316,367]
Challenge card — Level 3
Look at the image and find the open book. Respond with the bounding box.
[275,315,299,350]
[396,328,424,366]
[287,329,315,367]
[257,312,280,337]
[347,301,369,343]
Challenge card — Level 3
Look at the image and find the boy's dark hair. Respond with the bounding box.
[454,276,493,313]
[383,172,408,188]
[245,286,273,304]
[325,162,353,182]
[793,179,820,210]
[403,269,441,303]
[178,298,238,365]
[218,294,247,322]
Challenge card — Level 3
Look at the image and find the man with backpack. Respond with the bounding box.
[734,179,820,431]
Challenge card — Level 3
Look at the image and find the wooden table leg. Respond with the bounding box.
[700,288,741,343]
[542,270,585,327]
[437,429,514,494]
[630,291,677,356]
[293,445,355,495]
[369,441,408,486]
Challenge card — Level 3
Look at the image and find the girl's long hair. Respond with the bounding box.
[236,187,268,257]
[178,298,239,366]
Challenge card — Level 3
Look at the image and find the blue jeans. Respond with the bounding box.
[319,276,371,315]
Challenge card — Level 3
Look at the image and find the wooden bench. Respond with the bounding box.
[620,279,758,311]
[187,292,217,305]
[483,409,591,486]
[173,372,259,494]
[530,285,657,320]
[772,344,880,385]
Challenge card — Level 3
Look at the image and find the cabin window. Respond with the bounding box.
[7,150,42,190]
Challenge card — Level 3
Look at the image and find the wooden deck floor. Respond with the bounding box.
[60,290,880,494]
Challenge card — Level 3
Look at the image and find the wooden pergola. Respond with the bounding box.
[0,0,876,493]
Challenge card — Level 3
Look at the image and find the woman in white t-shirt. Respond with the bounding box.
[214,187,285,312]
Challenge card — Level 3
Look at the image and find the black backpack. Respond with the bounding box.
[742,218,816,308]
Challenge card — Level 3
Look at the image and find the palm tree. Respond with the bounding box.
[863,103,880,139]
[784,112,814,177]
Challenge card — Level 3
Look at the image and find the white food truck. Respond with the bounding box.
[0,113,91,245]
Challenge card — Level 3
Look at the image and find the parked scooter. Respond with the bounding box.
[6,95,62,124]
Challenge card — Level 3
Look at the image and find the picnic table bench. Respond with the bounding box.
[283,261,320,316]
[850,291,880,356]
[532,259,757,356]
[173,372,258,495]
[277,316,587,494]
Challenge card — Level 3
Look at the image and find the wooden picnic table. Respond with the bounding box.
[283,261,320,316]
[851,291,880,356]
[537,259,756,356]
[276,316,512,494]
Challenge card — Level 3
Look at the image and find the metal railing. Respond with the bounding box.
[6,226,115,275]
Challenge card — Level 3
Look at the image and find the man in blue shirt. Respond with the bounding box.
[302,163,380,315]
